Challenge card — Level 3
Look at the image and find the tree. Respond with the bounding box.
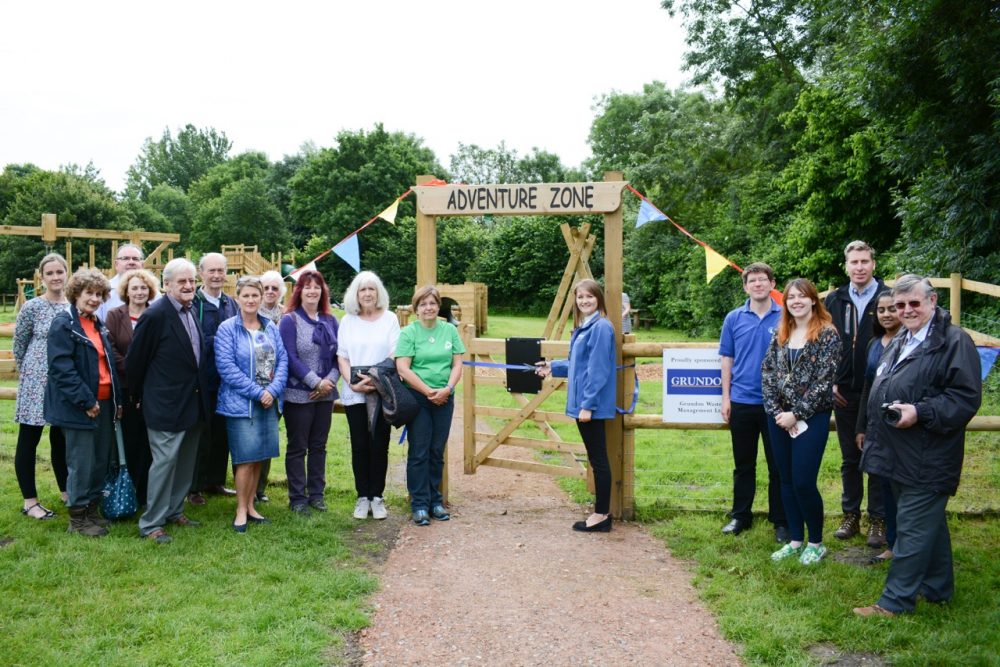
[125,124,232,198]
[288,124,445,292]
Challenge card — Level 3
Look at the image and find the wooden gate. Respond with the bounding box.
[412,172,632,516]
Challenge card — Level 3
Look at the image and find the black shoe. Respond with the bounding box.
[247,515,271,525]
[430,505,450,521]
[255,492,270,503]
[721,519,751,536]
[309,499,328,512]
[572,516,612,532]
[290,504,311,517]
[774,525,791,543]
[232,522,247,534]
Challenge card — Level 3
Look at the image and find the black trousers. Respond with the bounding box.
[834,390,884,518]
[193,405,230,491]
[121,399,152,505]
[577,419,611,515]
[344,403,391,500]
[728,402,786,526]
[14,424,67,499]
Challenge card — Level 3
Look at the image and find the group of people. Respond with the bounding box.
[718,241,982,616]
[14,239,983,615]
[13,243,467,541]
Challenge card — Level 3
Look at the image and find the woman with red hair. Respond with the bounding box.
[279,270,339,516]
[762,278,840,565]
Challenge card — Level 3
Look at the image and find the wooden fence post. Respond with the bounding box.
[950,272,962,326]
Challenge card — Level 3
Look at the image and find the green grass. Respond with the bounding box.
[0,394,409,666]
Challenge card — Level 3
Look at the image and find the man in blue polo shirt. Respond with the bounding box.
[719,263,788,542]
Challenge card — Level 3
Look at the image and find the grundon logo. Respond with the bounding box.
[665,369,723,396]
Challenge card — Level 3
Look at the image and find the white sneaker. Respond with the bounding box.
[371,497,388,520]
[353,497,371,519]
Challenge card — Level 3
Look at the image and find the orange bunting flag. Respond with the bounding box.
[705,246,729,283]
[377,198,400,224]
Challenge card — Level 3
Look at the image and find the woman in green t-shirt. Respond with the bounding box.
[395,285,465,526]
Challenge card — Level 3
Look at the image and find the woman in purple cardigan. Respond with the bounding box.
[278,270,339,515]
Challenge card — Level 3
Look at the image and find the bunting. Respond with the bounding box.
[289,261,317,281]
[705,246,729,283]
[377,198,400,224]
[333,235,361,272]
[635,200,667,227]
[978,346,999,381]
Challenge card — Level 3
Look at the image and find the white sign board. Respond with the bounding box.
[662,348,725,424]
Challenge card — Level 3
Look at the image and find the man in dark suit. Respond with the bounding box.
[127,258,210,544]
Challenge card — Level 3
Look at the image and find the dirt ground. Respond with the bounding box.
[356,409,742,666]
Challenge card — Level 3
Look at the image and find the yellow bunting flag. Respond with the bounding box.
[705,246,730,283]
[377,198,400,224]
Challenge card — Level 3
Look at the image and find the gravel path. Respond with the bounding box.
[359,413,742,666]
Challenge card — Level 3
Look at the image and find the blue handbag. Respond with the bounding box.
[101,420,138,519]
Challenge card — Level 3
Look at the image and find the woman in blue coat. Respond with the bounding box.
[215,276,288,532]
[44,268,123,537]
[536,279,617,532]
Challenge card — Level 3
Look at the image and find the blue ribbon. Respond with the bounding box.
[461,361,639,415]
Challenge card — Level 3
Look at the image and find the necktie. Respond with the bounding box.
[180,304,201,365]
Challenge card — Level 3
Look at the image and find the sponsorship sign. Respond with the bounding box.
[662,348,724,424]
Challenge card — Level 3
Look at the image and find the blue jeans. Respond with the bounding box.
[767,411,830,543]
[405,389,454,512]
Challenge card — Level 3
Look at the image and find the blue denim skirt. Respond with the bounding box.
[226,402,280,465]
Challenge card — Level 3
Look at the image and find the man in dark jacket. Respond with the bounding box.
[824,240,887,546]
[853,275,981,617]
[127,258,210,544]
[188,252,238,504]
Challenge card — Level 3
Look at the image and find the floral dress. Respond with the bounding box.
[13,297,70,425]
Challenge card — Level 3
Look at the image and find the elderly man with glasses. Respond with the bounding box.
[853,274,982,617]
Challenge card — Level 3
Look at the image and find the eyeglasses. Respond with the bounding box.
[263,286,281,292]
[117,256,142,262]
[894,300,925,311]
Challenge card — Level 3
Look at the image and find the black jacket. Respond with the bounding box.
[824,279,885,394]
[43,306,122,430]
[193,288,238,393]
[859,308,982,496]
[125,296,210,432]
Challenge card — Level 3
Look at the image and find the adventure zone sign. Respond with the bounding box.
[415,182,626,216]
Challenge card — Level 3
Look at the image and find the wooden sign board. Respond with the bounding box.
[415,182,626,216]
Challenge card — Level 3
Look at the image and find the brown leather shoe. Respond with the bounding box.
[145,528,172,544]
[853,604,896,618]
[834,513,860,540]
[170,515,201,527]
[206,485,237,497]
[187,492,207,506]
[866,517,887,548]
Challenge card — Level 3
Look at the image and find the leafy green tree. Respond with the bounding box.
[125,124,232,199]
[288,124,445,290]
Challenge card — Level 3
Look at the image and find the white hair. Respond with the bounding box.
[260,270,287,299]
[198,252,227,272]
[163,258,196,284]
[117,243,144,260]
[342,271,390,315]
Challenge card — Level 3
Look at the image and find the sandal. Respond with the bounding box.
[21,502,56,520]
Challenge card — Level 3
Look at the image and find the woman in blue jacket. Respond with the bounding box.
[536,279,617,532]
[215,277,288,532]
[44,268,122,537]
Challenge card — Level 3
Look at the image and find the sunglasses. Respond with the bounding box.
[894,300,925,311]
[263,286,281,292]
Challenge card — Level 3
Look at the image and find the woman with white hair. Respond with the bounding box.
[258,270,287,325]
[337,271,399,519]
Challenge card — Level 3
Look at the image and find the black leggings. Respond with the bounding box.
[344,403,391,499]
[14,424,68,499]
[577,419,611,515]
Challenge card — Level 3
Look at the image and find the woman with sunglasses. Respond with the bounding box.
[761,278,840,565]
[215,276,288,532]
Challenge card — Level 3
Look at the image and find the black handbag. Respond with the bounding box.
[101,420,138,519]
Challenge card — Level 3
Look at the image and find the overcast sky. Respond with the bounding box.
[1,0,690,193]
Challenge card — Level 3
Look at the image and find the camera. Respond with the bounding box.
[881,402,901,425]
